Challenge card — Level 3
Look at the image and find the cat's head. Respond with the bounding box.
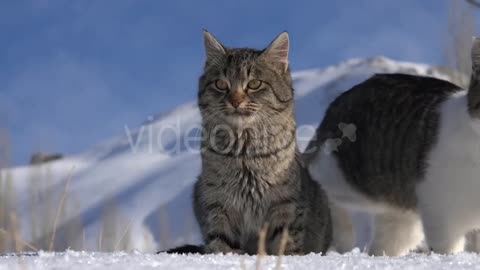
[198,31,293,128]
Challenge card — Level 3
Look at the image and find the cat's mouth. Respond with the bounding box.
[226,109,253,117]
[223,109,255,126]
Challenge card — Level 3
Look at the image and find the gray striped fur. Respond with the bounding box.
[194,31,332,255]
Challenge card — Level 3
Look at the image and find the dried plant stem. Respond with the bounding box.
[159,206,170,248]
[256,223,269,270]
[49,167,75,251]
[82,229,86,251]
[275,228,289,270]
[98,225,104,252]
[0,229,38,252]
[114,218,133,251]
[10,212,22,253]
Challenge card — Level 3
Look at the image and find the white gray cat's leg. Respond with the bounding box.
[417,193,470,254]
[465,230,480,253]
[421,216,467,254]
[424,231,465,254]
[369,210,423,256]
[330,203,355,253]
[465,223,480,253]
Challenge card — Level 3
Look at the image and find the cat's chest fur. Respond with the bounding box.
[211,155,291,210]
[226,163,271,202]
[201,133,298,233]
[202,127,296,197]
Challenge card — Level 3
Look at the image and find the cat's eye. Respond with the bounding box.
[247,79,262,90]
[214,79,229,91]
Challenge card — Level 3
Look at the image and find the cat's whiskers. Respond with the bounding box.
[261,107,295,127]
[196,109,224,140]
[260,110,295,131]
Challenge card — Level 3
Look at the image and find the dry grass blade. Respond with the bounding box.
[114,218,134,251]
[82,229,86,251]
[98,225,104,252]
[10,212,22,253]
[159,206,170,248]
[256,222,269,270]
[49,166,75,251]
[0,229,38,252]
[275,228,289,270]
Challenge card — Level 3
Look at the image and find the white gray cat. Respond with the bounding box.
[306,38,480,256]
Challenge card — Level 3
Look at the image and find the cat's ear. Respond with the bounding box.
[203,30,226,64]
[262,32,290,73]
[472,37,480,71]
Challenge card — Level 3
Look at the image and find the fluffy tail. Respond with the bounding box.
[158,244,205,254]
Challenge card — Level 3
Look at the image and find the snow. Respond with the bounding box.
[3,250,480,270]
[0,57,459,254]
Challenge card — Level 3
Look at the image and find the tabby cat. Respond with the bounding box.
[181,31,332,255]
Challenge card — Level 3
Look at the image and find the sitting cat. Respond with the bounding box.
[306,38,480,256]
[187,31,332,255]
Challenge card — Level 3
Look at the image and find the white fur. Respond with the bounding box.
[309,148,390,213]
[309,91,480,256]
[417,91,480,254]
[309,147,424,256]
[369,210,423,256]
[329,203,356,253]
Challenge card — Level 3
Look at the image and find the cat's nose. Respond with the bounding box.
[228,91,246,108]
[230,98,243,108]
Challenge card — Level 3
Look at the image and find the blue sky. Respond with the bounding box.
[1,0,479,165]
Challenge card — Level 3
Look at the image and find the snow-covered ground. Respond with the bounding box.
[3,250,480,270]
[0,57,461,256]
